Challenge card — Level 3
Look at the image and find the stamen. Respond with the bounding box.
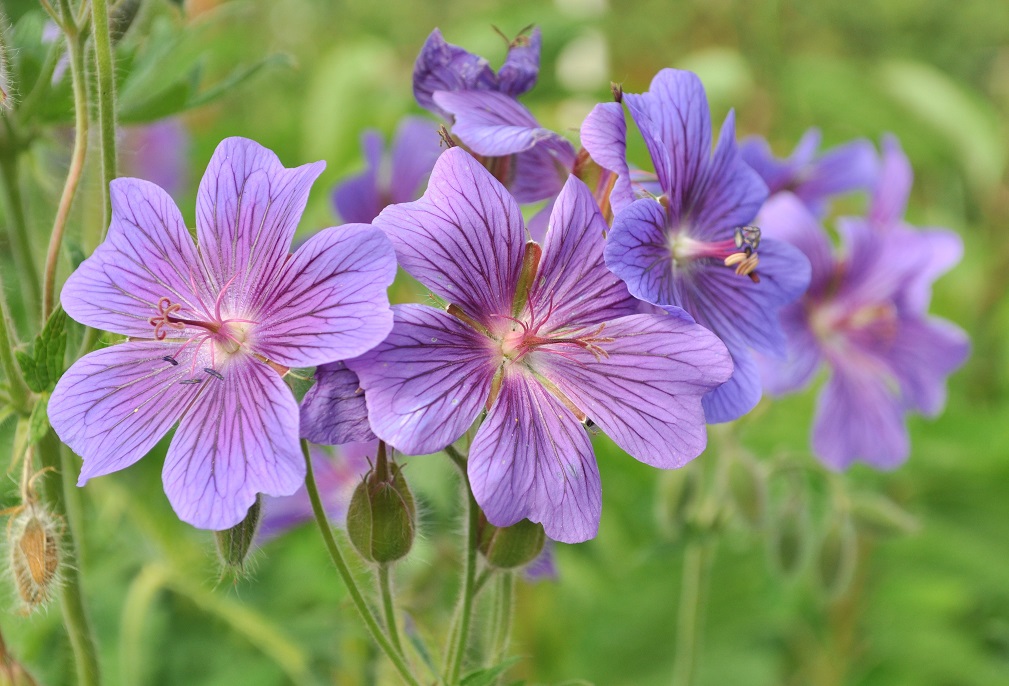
[162,356,179,366]
[178,379,202,385]
[204,368,224,381]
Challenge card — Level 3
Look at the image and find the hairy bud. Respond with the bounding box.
[0,8,14,113]
[727,455,767,529]
[816,513,858,600]
[346,444,416,564]
[478,516,546,570]
[767,497,810,580]
[214,495,262,572]
[7,506,61,614]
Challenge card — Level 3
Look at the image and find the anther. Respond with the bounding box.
[178,379,202,385]
[162,356,179,366]
[204,368,225,381]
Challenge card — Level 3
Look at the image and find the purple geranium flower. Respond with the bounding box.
[343,147,732,543]
[739,128,878,216]
[757,136,969,469]
[120,119,191,198]
[414,28,576,204]
[48,137,397,530]
[580,68,811,423]
[332,117,442,224]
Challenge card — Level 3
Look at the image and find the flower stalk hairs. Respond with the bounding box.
[48,137,397,530]
[314,147,733,543]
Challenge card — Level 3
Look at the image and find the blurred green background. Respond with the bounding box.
[1,0,1008,684]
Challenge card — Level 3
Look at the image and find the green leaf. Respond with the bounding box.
[460,657,521,686]
[15,307,68,393]
[27,394,49,446]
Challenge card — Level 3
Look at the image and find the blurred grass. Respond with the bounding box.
[1,0,1008,684]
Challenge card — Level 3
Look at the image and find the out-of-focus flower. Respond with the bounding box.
[343,148,731,543]
[413,28,576,204]
[581,68,811,422]
[259,442,377,539]
[739,128,877,216]
[120,119,191,198]
[332,117,442,224]
[757,136,969,469]
[48,137,397,530]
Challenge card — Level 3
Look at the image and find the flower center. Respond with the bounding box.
[809,299,899,350]
[669,225,762,283]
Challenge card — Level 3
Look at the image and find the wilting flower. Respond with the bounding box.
[739,128,877,216]
[581,68,811,422]
[344,147,731,543]
[259,441,377,539]
[332,117,442,224]
[48,137,397,530]
[414,27,576,204]
[757,136,969,469]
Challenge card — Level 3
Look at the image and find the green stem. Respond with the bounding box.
[670,541,714,686]
[90,0,117,231]
[490,572,514,667]
[302,440,420,686]
[378,564,405,656]
[445,447,479,684]
[43,16,89,319]
[39,432,101,686]
[16,37,65,125]
[0,277,31,416]
[0,153,42,320]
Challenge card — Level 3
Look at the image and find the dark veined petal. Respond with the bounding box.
[869,134,912,228]
[48,340,208,485]
[373,148,525,324]
[433,90,552,156]
[812,360,909,471]
[580,102,636,215]
[389,117,442,204]
[61,178,213,338]
[604,197,676,306]
[533,176,636,331]
[700,341,761,424]
[687,110,767,241]
[300,362,376,445]
[253,223,396,367]
[509,136,577,204]
[195,137,325,312]
[468,370,601,543]
[758,192,836,296]
[413,28,496,119]
[887,315,969,417]
[497,27,541,97]
[534,313,731,467]
[163,357,304,530]
[346,305,496,456]
[332,130,383,224]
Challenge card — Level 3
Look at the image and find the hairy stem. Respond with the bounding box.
[445,445,479,684]
[39,432,101,686]
[0,275,32,415]
[490,571,514,667]
[671,540,714,686]
[378,564,405,656]
[90,0,118,231]
[43,17,89,319]
[302,440,420,686]
[0,153,42,320]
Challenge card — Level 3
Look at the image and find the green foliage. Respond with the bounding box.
[14,308,66,394]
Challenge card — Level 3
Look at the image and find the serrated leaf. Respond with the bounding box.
[27,395,50,446]
[460,657,521,686]
[17,308,68,393]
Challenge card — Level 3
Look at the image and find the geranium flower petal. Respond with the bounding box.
[433,90,553,156]
[580,102,636,215]
[389,117,442,204]
[497,27,541,97]
[332,130,383,224]
[758,192,836,295]
[888,315,969,416]
[535,313,731,467]
[700,342,761,424]
[373,148,525,323]
[61,178,212,338]
[758,303,823,396]
[300,361,376,445]
[163,357,304,530]
[534,176,636,330]
[253,224,396,367]
[869,134,912,227]
[468,371,601,543]
[48,340,208,484]
[347,304,496,456]
[604,197,675,306]
[796,138,877,214]
[413,29,496,119]
[195,137,325,310]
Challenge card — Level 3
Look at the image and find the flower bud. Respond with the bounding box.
[346,444,416,564]
[767,497,810,580]
[850,492,918,538]
[7,506,61,614]
[214,495,262,572]
[815,513,858,601]
[477,515,546,570]
[727,455,767,529]
[655,468,699,540]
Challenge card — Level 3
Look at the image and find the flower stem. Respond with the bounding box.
[43,13,89,319]
[89,0,118,231]
[670,540,714,686]
[0,152,42,321]
[0,276,31,416]
[39,431,101,686]
[444,445,479,684]
[378,564,405,656]
[490,571,514,667]
[301,439,420,686]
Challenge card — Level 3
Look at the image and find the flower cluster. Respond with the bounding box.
[48,27,967,549]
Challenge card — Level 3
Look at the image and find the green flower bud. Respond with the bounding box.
[346,444,416,564]
[727,454,767,529]
[477,516,545,569]
[767,497,811,580]
[214,495,262,572]
[850,492,918,538]
[815,513,858,601]
[655,468,699,540]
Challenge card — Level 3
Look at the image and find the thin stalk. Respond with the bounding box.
[378,564,405,656]
[490,571,514,667]
[16,38,65,125]
[445,445,479,684]
[0,153,42,320]
[302,440,420,686]
[43,18,89,319]
[670,540,714,686]
[39,431,101,686]
[90,0,117,230]
[0,278,32,415]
